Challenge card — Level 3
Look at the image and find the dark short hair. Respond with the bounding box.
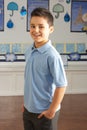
[31,7,54,26]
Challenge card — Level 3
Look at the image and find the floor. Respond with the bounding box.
[0,96,24,130]
[58,94,87,130]
[0,94,87,130]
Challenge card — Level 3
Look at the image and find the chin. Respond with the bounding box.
[35,39,42,43]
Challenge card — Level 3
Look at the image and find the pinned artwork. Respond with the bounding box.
[69,52,81,61]
[64,12,70,22]
[71,0,87,33]
[7,19,14,28]
[20,6,27,16]
[27,0,49,31]
[7,2,18,16]
[5,53,17,62]
[82,13,87,33]
[0,0,4,31]
[53,3,64,19]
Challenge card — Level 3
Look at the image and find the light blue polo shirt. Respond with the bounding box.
[24,40,67,113]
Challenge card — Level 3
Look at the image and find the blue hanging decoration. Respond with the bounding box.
[7,2,18,16]
[66,0,71,4]
[20,6,27,16]
[64,12,70,22]
[7,19,14,28]
[53,3,64,19]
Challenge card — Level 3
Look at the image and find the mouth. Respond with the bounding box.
[33,34,41,39]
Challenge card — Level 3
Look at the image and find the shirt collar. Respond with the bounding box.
[32,40,52,53]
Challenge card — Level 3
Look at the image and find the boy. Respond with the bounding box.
[23,7,67,130]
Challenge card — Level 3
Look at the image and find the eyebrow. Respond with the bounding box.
[30,23,44,26]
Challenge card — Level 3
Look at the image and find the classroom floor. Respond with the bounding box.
[0,94,87,130]
[58,94,87,130]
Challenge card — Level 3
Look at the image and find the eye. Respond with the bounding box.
[30,25,35,29]
[39,25,44,29]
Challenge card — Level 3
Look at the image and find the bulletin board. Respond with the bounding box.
[0,0,4,31]
[71,0,87,32]
[27,0,49,31]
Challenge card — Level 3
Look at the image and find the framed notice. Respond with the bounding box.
[71,0,87,32]
[27,0,49,31]
[0,0,4,31]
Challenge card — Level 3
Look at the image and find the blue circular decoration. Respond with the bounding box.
[20,6,27,16]
[7,19,14,28]
[64,13,70,22]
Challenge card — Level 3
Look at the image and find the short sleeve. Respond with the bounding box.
[48,54,67,87]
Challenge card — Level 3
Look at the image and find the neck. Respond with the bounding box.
[34,40,48,48]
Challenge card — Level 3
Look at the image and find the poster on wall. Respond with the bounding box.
[27,0,49,31]
[71,0,87,33]
[0,0,4,31]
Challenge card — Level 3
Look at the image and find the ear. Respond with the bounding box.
[50,26,54,34]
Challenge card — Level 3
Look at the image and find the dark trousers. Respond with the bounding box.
[23,107,60,130]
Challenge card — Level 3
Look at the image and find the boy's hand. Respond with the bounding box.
[38,109,55,119]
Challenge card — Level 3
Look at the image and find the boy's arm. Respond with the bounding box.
[38,87,66,119]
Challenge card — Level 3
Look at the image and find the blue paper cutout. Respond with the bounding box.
[53,3,64,19]
[64,13,70,22]
[20,6,27,16]
[7,19,14,28]
[7,2,18,16]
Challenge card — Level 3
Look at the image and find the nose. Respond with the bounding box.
[34,26,39,32]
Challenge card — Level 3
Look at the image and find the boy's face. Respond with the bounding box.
[30,16,54,47]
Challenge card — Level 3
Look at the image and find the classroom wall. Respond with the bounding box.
[50,0,87,44]
[0,0,87,54]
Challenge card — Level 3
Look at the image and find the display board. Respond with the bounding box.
[27,0,49,31]
[71,0,87,32]
[0,0,4,31]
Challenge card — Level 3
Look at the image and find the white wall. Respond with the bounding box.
[0,0,87,44]
[50,0,87,44]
